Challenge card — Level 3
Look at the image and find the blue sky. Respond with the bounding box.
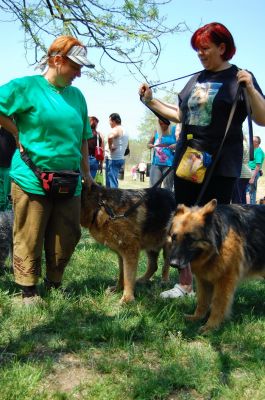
[1,0,265,143]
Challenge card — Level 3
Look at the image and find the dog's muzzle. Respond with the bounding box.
[169,256,189,270]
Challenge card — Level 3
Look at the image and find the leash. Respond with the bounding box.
[101,71,253,217]
[98,166,173,220]
[140,70,202,126]
[195,82,253,205]
[149,70,203,89]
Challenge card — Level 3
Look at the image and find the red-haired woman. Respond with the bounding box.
[139,22,265,298]
[88,116,105,178]
[0,35,95,303]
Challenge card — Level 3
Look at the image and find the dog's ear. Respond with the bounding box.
[175,204,189,215]
[200,199,217,216]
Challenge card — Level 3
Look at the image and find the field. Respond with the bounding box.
[0,170,265,400]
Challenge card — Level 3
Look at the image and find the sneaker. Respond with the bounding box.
[160,284,195,299]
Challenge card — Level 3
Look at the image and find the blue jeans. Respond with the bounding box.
[149,164,174,191]
[105,159,124,188]
[247,172,260,204]
[89,156,100,179]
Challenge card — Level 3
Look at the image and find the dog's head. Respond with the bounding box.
[169,199,218,269]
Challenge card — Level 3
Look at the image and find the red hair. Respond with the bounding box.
[47,35,84,67]
[191,22,236,61]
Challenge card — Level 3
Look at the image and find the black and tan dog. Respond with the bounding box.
[169,199,265,332]
[81,184,176,303]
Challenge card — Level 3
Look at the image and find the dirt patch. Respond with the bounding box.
[41,353,99,394]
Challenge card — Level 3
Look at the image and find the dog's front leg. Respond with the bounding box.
[161,242,171,283]
[120,253,139,303]
[108,254,124,293]
[200,274,237,333]
[137,250,159,283]
[185,278,212,321]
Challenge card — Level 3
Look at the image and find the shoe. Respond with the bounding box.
[160,284,195,299]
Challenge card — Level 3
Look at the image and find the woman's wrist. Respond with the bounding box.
[142,96,153,105]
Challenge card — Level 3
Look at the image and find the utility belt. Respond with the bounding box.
[20,150,80,199]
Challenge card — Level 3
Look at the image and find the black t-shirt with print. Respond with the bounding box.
[177,65,264,177]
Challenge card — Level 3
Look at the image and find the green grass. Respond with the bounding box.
[1,228,265,400]
[1,173,265,399]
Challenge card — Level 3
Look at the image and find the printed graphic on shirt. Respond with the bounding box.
[186,82,222,126]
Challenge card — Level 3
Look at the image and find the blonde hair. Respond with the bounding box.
[156,119,171,136]
[47,35,84,66]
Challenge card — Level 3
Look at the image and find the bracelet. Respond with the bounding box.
[141,96,153,105]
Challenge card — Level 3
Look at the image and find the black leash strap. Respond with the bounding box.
[149,70,202,89]
[100,166,174,220]
[20,149,43,179]
[140,70,202,126]
[195,83,245,205]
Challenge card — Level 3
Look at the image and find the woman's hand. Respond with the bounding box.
[82,173,94,189]
[237,69,265,126]
[237,70,255,93]
[139,83,153,104]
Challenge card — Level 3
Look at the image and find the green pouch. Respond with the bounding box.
[95,170,104,185]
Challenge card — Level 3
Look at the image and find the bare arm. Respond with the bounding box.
[147,132,155,149]
[139,83,182,123]
[81,139,93,186]
[249,163,261,184]
[237,70,265,126]
[108,127,120,151]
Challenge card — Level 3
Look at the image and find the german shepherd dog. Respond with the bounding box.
[169,199,265,332]
[81,184,176,303]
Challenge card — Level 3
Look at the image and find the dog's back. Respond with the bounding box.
[213,204,265,276]
[81,184,176,252]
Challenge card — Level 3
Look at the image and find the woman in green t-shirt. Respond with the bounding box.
[0,35,95,304]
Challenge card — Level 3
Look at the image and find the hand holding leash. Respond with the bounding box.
[139,83,153,105]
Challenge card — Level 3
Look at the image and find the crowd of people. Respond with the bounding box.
[1,21,265,304]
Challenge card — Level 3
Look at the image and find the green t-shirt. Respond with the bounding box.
[248,146,265,170]
[0,75,92,195]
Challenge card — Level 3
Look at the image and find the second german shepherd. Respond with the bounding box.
[169,199,265,332]
[81,184,176,303]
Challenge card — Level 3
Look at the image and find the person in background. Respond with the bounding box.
[0,126,16,210]
[87,116,105,178]
[105,113,129,188]
[246,135,264,204]
[138,161,147,182]
[148,118,179,191]
[0,35,94,304]
[131,165,137,181]
[231,135,252,204]
[139,22,265,298]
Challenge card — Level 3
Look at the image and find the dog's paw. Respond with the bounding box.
[198,323,219,335]
[184,313,202,321]
[119,294,135,304]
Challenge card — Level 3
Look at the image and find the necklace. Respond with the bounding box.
[43,75,66,94]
